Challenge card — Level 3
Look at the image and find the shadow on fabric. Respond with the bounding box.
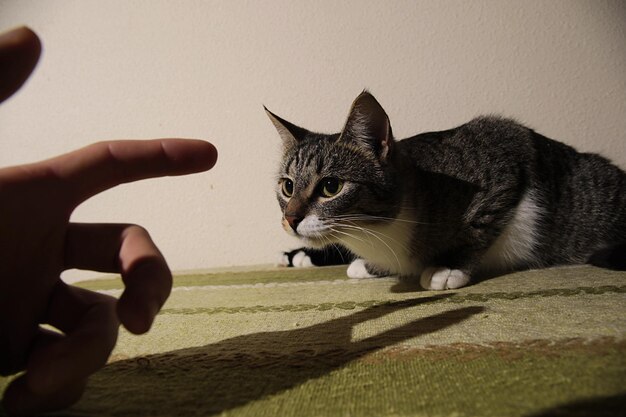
[527,393,626,417]
[76,295,484,416]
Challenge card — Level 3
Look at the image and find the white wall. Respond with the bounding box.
[1,1,625,280]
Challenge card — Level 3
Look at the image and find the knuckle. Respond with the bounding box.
[124,224,152,241]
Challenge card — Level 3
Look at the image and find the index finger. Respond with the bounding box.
[46,139,217,207]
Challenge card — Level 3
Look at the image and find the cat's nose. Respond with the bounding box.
[285,214,303,232]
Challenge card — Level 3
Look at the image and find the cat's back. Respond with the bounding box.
[399,114,625,213]
[398,115,626,266]
[396,116,536,184]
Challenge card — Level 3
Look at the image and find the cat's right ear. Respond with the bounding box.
[339,91,393,161]
[264,106,307,151]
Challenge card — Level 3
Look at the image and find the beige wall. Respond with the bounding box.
[1,1,625,280]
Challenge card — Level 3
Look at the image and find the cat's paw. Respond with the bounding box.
[420,267,471,290]
[277,250,314,268]
[347,259,376,279]
[291,250,314,268]
[277,252,290,267]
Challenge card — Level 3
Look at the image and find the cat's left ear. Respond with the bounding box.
[265,106,308,151]
[339,91,393,161]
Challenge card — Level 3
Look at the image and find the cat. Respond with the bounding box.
[267,91,626,290]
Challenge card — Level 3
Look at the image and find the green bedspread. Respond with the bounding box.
[2,265,625,416]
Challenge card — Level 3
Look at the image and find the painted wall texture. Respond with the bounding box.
[1,1,625,280]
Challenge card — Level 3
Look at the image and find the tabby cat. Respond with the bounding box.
[267,91,626,290]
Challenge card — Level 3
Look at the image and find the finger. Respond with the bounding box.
[0,26,41,103]
[2,373,86,416]
[45,138,217,208]
[0,326,60,381]
[1,327,86,415]
[24,282,118,396]
[65,223,172,334]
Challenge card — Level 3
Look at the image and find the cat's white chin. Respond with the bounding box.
[293,215,335,247]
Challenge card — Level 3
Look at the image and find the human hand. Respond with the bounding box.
[0,27,218,415]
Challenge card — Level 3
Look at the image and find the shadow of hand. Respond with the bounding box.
[77,295,484,416]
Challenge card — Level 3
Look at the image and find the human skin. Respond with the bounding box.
[0,26,218,415]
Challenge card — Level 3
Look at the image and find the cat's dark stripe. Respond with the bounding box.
[286,154,297,176]
[303,151,316,172]
[315,157,324,175]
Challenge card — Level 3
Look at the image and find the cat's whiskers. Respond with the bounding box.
[334,222,404,273]
[307,220,362,265]
[332,213,436,226]
[327,239,350,264]
[321,232,347,260]
[337,219,413,253]
[329,227,369,245]
[334,222,380,250]
[338,215,432,250]
[329,228,400,273]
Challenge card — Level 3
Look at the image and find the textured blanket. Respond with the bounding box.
[1,265,625,416]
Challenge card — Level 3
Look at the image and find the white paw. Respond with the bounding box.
[420,267,471,290]
[347,259,376,279]
[277,252,290,267]
[291,251,313,268]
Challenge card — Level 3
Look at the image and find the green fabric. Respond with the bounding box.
[2,265,625,416]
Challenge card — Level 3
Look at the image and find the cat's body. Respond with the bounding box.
[268,92,626,289]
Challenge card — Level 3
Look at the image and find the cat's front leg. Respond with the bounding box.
[420,267,471,290]
[346,259,389,279]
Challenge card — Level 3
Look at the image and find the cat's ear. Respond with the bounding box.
[265,106,308,150]
[339,91,393,161]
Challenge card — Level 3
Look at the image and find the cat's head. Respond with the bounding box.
[266,91,402,247]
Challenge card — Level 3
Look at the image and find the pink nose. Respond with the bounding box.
[285,214,303,232]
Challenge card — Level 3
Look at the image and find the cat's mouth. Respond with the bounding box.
[281,215,336,247]
[282,214,390,247]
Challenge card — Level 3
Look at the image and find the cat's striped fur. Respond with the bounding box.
[269,92,626,289]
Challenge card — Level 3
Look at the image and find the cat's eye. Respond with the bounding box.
[281,178,294,197]
[320,178,344,198]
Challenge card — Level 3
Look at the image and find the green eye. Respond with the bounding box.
[320,178,344,198]
[281,178,294,197]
